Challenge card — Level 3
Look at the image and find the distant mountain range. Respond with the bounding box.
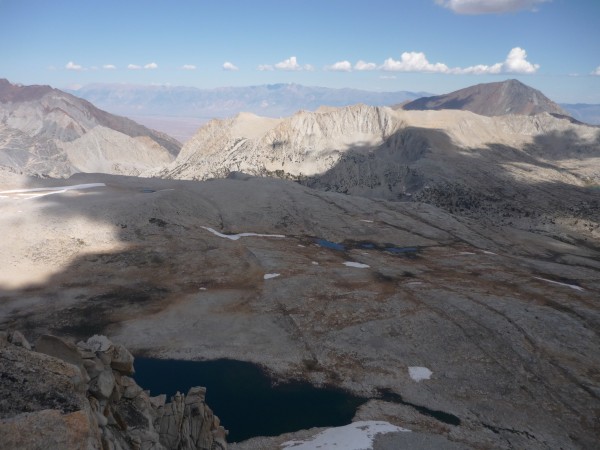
[68,83,429,118]
[0,79,180,177]
[560,103,600,126]
[67,84,430,141]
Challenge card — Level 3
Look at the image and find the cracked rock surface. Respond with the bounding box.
[1,172,598,449]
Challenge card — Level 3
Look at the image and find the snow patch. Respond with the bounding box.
[201,226,285,241]
[343,261,370,269]
[281,420,410,450]
[264,273,280,280]
[0,183,106,200]
[533,277,584,292]
[483,250,497,255]
[311,261,319,265]
[408,366,432,382]
[359,219,374,223]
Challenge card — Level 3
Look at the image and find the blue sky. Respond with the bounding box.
[1,0,599,102]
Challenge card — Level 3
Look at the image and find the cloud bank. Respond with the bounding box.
[102,64,116,70]
[181,64,196,70]
[381,47,539,74]
[319,47,538,75]
[592,66,600,76]
[435,0,550,15]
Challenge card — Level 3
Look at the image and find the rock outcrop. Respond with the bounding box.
[0,79,181,178]
[0,331,227,450]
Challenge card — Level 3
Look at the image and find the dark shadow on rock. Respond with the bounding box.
[296,125,600,249]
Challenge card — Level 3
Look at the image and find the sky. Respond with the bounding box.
[1,0,599,103]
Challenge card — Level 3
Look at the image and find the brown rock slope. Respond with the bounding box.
[0,79,181,177]
[0,173,598,448]
[402,79,567,117]
[0,331,227,450]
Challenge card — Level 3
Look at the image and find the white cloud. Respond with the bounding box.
[144,62,158,70]
[498,47,539,73]
[326,61,352,72]
[592,66,600,76]
[380,47,539,75]
[275,56,302,71]
[457,47,539,74]
[181,64,196,70]
[102,64,116,70]
[258,56,312,72]
[435,0,550,15]
[223,61,239,71]
[379,75,397,80]
[381,52,451,73]
[354,60,377,71]
[65,61,83,71]
[128,64,142,70]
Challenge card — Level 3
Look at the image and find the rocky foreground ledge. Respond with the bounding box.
[0,330,227,450]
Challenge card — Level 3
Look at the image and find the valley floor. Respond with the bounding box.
[1,172,599,449]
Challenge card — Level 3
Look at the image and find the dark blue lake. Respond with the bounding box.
[133,358,366,442]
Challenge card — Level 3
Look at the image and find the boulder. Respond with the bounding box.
[110,344,135,375]
[0,333,228,450]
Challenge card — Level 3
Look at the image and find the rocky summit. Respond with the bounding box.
[402,79,567,117]
[0,79,181,178]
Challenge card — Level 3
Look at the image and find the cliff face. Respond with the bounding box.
[0,331,227,450]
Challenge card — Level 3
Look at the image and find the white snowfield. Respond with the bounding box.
[533,276,584,292]
[0,183,106,200]
[343,261,370,269]
[408,366,433,382]
[264,273,280,280]
[281,421,410,450]
[201,226,285,241]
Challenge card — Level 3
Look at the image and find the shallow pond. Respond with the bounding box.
[134,358,367,442]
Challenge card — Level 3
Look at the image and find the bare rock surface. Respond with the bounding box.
[0,332,227,450]
[0,79,180,178]
[151,104,599,245]
[1,173,598,448]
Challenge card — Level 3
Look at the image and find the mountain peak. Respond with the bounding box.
[403,79,567,117]
[0,78,55,103]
